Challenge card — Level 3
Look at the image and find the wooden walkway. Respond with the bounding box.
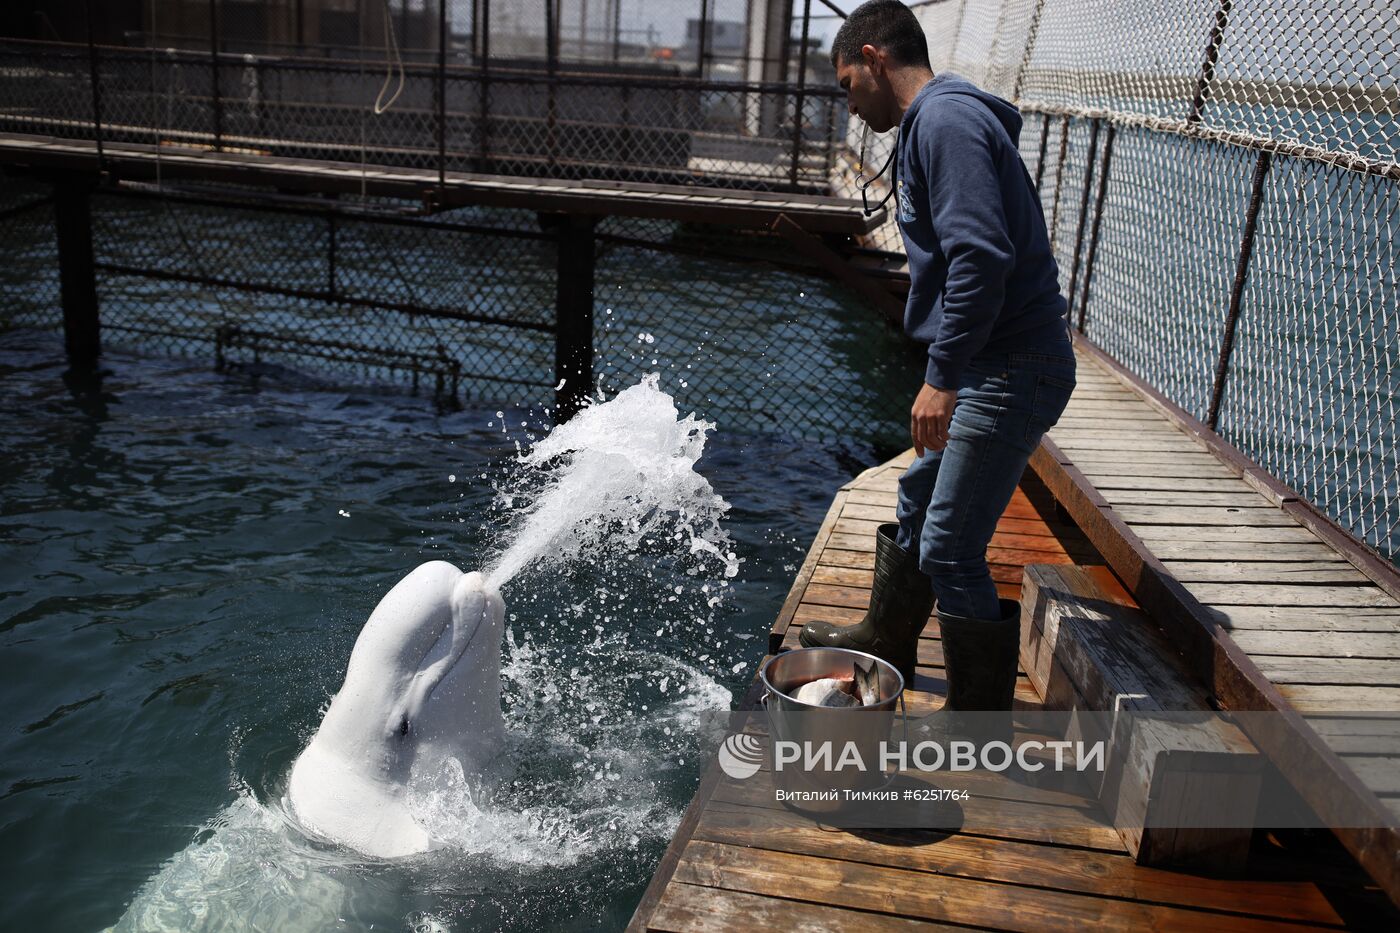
[628,459,1391,930]
[0,132,880,234]
[1030,338,1400,902]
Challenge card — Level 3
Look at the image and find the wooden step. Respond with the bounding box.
[1020,563,1262,870]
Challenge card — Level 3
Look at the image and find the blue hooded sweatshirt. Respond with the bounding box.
[895,73,1070,389]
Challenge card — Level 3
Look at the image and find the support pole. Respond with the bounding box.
[787,0,811,190]
[478,0,491,170]
[82,0,105,172]
[697,0,710,76]
[1207,149,1271,430]
[437,0,448,187]
[208,0,223,150]
[1064,117,1101,327]
[54,181,101,371]
[1189,0,1232,125]
[553,214,596,420]
[545,0,558,172]
[1076,121,1115,332]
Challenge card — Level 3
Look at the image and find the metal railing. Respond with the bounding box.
[0,0,844,193]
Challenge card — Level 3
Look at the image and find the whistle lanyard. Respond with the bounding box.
[855,123,899,218]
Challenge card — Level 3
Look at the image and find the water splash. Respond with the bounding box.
[484,374,739,588]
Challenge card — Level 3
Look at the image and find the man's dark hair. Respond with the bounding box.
[829,0,932,70]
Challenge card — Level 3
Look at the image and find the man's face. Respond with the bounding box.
[836,45,897,133]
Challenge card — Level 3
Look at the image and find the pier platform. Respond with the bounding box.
[630,340,1400,929]
[0,132,879,235]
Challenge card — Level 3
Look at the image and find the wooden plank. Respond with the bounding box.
[1102,490,1281,508]
[840,502,898,522]
[1225,630,1400,658]
[1309,717,1400,755]
[1342,757,1400,795]
[710,774,1124,851]
[1206,606,1400,631]
[1130,523,1322,543]
[843,487,900,506]
[1020,565,1259,869]
[1252,657,1400,686]
[1163,560,1371,584]
[1141,540,1342,561]
[1087,475,1258,492]
[1277,684,1400,712]
[646,880,948,932]
[691,803,1345,924]
[670,840,1302,932]
[1052,437,1214,453]
[1117,505,1299,527]
[815,548,876,569]
[1184,583,1399,608]
[1075,463,1241,479]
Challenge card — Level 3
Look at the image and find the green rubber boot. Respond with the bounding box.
[798,523,934,688]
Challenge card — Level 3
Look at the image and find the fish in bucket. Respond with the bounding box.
[759,647,905,814]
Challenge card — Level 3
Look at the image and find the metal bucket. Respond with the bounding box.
[758,647,905,813]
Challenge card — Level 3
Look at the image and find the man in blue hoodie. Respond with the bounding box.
[800,0,1076,716]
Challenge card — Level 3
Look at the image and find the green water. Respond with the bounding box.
[0,331,878,931]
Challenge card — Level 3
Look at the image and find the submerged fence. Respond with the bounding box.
[0,173,921,449]
[840,0,1398,563]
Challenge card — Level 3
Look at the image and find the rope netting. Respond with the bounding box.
[837,0,1398,562]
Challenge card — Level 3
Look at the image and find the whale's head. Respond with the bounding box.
[288,561,505,857]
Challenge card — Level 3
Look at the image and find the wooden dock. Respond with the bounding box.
[629,340,1400,929]
[0,132,881,235]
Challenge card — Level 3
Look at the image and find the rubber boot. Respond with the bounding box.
[798,523,934,689]
[939,598,1022,711]
[926,598,1021,745]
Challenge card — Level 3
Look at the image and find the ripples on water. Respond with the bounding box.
[0,330,873,931]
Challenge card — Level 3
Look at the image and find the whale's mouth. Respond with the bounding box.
[389,574,500,739]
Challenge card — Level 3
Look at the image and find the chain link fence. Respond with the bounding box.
[0,1,844,193]
[832,0,1397,563]
[0,171,920,449]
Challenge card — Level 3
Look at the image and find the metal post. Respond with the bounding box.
[1064,117,1101,326]
[437,0,447,186]
[1076,121,1116,332]
[545,0,558,172]
[697,0,710,76]
[1206,150,1271,429]
[55,181,101,371]
[1033,112,1050,191]
[296,0,305,49]
[612,0,621,63]
[788,0,811,190]
[1047,115,1069,249]
[208,0,223,150]
[479,0,491,170]
[1011,0,1045,103]
[1189,0,1231,125]
[82,0,105,172]
[327,211,338,297]
[554,214,596,420]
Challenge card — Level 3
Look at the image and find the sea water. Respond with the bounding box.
[0,332,863,932]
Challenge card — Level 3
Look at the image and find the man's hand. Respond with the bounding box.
[911,383,957,457]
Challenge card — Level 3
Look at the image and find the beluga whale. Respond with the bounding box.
[287,560,506,858]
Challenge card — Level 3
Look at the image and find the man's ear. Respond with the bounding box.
[861,43,881,75]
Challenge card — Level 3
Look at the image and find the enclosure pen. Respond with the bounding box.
[1,0,1397,929]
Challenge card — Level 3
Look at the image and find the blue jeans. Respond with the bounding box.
[895,348,1077,620]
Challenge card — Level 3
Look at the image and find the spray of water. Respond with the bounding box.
[484,374,739,588]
